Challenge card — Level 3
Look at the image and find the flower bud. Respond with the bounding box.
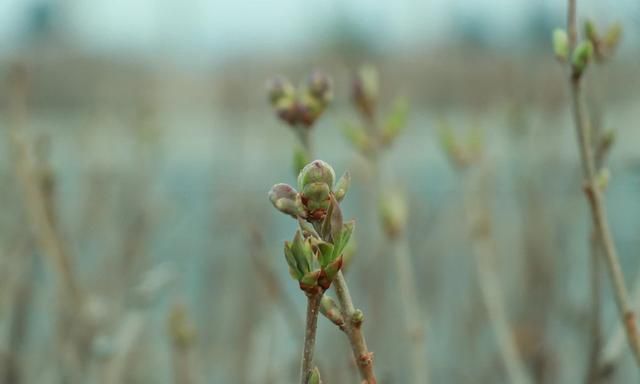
[552,29,569,62]
[604,22,622,52]
[274,97,298,127]
[379,191,408,239]
[333,171,351,202]
[297,93,324,128]
[298,160,335,191]
[307,367,322,384]
[585,20,599,44]
[352,65,379,118]
[269,183,304,218]
[306,70,332,104]
[266,76,295,106]
[572,40,594,76]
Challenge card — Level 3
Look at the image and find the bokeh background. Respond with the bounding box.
[1,0,640,383]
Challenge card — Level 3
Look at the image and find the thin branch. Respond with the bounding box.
[565,0,640,366]
[463,169,531,384]
[301,293,322,384]
[332,271,377,384]
[391,235,428,384]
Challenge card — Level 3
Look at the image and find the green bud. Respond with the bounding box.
[379,191,408,239]
[352,309,364,327]
[585,20,599,44]
[268,183,303,218]
[284,242,303,280]
[298,160,335,191]
[307,367,322,384]
[572,41,594,76]
[319,295,344,328]
[605,22,622,52]
[333,171,351,202]
[291,230,313,275]
[596,168,610,190]
[381,97,409,146]
[299,269,323,293]
[266,76,295,106]
[552,29,569,61]
[320,255,343,288]
[352,64,379,118]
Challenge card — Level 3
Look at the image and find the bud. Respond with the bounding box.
[319,295,345,329]
[596,168,610,190]
[168,302,196,349]
[572,41,594,76]
[333,171,351,202]
[268,183,304,218]
[379,191,408,239]
[275,96,298,126]
[585,20,599,44]
[266,76,295,106]
[352,309,364,327]
[297,93,324,127]
[352,65,379,118]
[552,29,569,62]
[298,160,335,191]
[604,22,622,52]
[306,71,332,104]
[307,367,322,384]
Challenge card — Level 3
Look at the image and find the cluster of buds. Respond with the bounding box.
[269,160,353,294]
[267,71,332,129]
[552,22,618,79]
[344,65,409,158]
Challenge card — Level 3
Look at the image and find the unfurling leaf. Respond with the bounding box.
[307,366,322,384]
[381,97,409,146]
[334,171,351,202]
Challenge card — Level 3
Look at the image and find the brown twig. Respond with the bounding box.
[565,0,640,366]
[300,293,322,384]
[332,271,377,383]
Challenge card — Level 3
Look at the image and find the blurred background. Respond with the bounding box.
[1,0,640,383]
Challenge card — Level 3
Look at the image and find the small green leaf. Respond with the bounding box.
[333,171,351,202]
[329,195,343,244]
[323,255,343,283]
[333,220,355,258]
[381,97,409,145]
[291,231,312,274]
[572,40,594,75]
[300,270,321,288]
[317,241,334,268]
[284,242,302,280]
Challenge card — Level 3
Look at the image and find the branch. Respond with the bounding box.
[566,0,640,366]
[301,293,322,384]
[332,271,377,383]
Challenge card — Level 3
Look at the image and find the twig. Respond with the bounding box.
[390,235,428,384]
[462,169,531,384]
[301,293,322,384]
[565,0,640,366]
[332,271,377,383]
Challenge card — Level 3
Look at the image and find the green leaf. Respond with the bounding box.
[300,270,321,287]
[291,231,312,274]
[317,241,334,268]
[284,242,302,280]
[333,171,351,202]
[320,195,334,241]
[329,195,343,244]
[381,97,409,145]
[333,220,354,259]
[323,255,343,283]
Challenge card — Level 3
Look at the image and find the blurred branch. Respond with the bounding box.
[462,168,532,384]
[564,0,640,367]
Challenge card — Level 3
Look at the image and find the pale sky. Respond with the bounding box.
[0,0,636,60]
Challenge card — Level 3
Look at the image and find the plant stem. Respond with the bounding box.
[301,293,322,384]
[566,0,640,366]
[462,170,531,384]
[332,271,377,383]
[391,235,428,384]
